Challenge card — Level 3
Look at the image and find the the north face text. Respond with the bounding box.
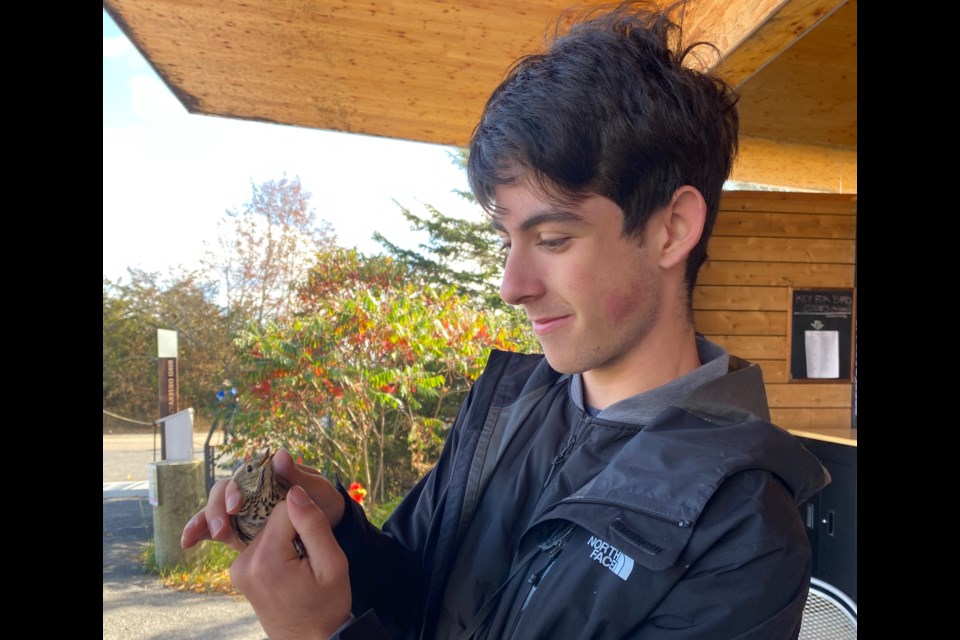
[587,535,635,581]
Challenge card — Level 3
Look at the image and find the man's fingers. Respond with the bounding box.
[228,486,353,639]
[270,448,322,476]
[252,490,348,585]
[224,480,243,514]
[272,448,313,480]
[272,449,345,527]
[286,486,350,583]
[180,508,211,548]
[252,500,301,560]
[180,477,247,552]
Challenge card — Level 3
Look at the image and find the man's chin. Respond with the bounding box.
[540,350,585,376]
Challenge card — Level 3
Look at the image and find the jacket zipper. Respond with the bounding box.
[559,496,693,528]
[542,414,592,490]
[506,535,569,640]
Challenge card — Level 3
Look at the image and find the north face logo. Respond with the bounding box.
[587,536,634,581]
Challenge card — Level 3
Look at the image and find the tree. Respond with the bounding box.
[373,150,503,308]
[220,247,534,502]
[205,175,336,330]
[103,269,235,430]
[373,202,506,309]
[103,282,156,429]
[373,151,536,345]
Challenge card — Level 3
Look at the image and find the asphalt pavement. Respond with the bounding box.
[103,432,266,640]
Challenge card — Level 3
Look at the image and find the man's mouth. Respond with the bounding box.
[529,315,572,335]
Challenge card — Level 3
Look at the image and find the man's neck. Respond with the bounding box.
[581,323,701,411]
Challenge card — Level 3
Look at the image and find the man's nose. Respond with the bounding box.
[499,246,544,306]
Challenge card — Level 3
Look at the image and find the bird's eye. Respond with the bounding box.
[246,464,254,473]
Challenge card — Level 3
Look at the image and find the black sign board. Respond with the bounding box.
[789,289,855,381]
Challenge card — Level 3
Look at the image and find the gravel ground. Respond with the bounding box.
[103,432,266,640]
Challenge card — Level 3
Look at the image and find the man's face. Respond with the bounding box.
[493,180,665,377]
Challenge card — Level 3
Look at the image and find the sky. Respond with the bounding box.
[103,9,483,283]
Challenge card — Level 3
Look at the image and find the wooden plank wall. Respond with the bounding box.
[695,191,857,432]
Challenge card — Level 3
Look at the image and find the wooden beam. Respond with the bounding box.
[697,261,855,287]
[730,135,857,193]
[684,0,849,88]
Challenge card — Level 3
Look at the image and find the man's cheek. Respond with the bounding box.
[603,293,635,323]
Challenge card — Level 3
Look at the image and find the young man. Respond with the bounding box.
[182,2,830,638]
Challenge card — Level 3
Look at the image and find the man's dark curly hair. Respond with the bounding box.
[467,0,739,298]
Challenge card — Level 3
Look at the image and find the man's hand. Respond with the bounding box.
[229,485,353,640]
[180,448,347,552]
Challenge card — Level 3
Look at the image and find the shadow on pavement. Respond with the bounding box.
[103,495,266,640]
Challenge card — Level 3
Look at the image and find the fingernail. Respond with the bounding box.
[288,485,310,507]
[210,517,225,537]
[226,494,240,512]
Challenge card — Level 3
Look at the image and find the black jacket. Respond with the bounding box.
[333,348,830,639]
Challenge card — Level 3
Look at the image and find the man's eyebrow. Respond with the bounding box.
[491,210,588,233]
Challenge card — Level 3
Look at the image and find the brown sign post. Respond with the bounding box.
[158,356,179,419]
[157,329,179,459]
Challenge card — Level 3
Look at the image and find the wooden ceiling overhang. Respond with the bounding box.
[103,0,856,193]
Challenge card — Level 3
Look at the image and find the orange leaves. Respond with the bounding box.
[161,567,239,596]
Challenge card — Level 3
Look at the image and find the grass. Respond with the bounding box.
[143,495,404,595]
[143,541,241,596]
[365,494,404,528]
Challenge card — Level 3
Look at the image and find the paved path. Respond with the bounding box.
[103,432,266,640]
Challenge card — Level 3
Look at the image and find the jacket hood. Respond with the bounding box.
[488,344,830,572]
[540,351,830,570]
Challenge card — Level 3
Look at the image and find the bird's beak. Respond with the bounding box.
[257,448,271,468]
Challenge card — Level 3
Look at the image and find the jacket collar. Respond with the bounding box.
[552,338,825,520]
[568,335,733,424]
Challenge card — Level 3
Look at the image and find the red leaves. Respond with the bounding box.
[348,482,367,505]
[252,379,271,398]
[322,378,344,399]
[224,268,537,493]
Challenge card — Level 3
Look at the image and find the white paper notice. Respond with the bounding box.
[804,330,840,378]
[163,408,195,461]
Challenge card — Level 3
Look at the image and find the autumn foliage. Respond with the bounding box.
[220,247,536,503]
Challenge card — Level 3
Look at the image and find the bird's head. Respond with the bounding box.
[232,447,274,497]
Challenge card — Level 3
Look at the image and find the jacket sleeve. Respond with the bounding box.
[331,380,481,637]
[634,470,813,640]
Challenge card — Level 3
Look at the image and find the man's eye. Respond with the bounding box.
[537,236,569,249]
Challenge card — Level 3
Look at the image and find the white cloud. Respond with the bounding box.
[103,35,132,59]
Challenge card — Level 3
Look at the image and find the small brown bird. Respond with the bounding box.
[230,447,306,558]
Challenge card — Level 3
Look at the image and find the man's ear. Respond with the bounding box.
[657,186,707,270]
